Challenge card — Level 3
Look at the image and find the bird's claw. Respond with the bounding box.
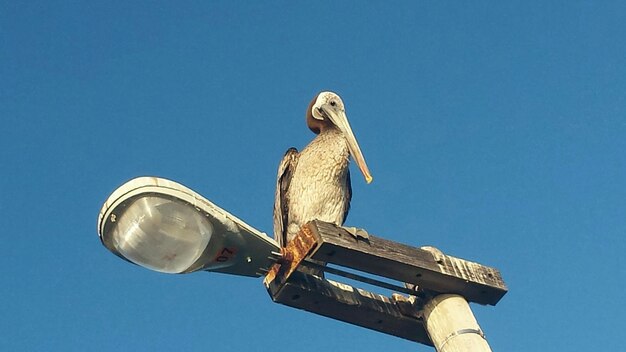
[343,226,370,240]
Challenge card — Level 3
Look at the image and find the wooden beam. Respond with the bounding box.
[264,221,508,345]
[306,221,507,306]
[266,270,432,345]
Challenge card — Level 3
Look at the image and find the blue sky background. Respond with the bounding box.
[2,1,625,351]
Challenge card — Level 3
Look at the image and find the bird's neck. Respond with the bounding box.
[306,126,348,156]
[318,125,342,136]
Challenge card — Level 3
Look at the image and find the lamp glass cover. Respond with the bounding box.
[111,196,213,273]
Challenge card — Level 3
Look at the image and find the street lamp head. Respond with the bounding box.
[97,177,280,277]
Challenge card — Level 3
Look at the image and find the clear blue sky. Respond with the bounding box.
[2,1,625,351]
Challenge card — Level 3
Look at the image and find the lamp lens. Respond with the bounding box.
[111,196,213,273]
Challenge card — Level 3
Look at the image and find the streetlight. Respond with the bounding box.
[98,177,507,351]
[97,176,279,277]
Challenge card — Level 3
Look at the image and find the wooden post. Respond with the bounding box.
[423,294,492,352]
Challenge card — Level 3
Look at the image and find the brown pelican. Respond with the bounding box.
[273,91,373,259]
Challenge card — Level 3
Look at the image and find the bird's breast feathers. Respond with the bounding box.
[286,139,351,226]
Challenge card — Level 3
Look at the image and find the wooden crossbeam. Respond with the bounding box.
[264,220,508,344]
[266,270,431,345]
[306,221,507,306]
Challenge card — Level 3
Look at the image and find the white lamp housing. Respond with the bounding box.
[97,177,280,277]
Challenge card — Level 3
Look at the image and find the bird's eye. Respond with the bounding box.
[330,101,336,107]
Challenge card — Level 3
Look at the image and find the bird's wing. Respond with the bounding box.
[273,147,299,247]
[342,168,352,224]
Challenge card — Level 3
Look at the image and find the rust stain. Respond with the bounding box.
[264,223,319,288]
[263,263,279,287]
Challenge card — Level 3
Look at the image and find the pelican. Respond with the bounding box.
[273,91,373,261]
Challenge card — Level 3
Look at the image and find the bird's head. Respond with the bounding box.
[306,91,373,184]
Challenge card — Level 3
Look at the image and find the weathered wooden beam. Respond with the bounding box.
[306,221,507,306]
[264,221,507,345]
[266,270,432,345]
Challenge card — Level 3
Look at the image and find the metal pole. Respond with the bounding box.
[423,294,492,352]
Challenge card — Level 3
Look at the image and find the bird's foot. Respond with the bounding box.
[342,226,370,240]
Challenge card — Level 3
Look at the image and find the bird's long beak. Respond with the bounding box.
[321,105,373,184]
